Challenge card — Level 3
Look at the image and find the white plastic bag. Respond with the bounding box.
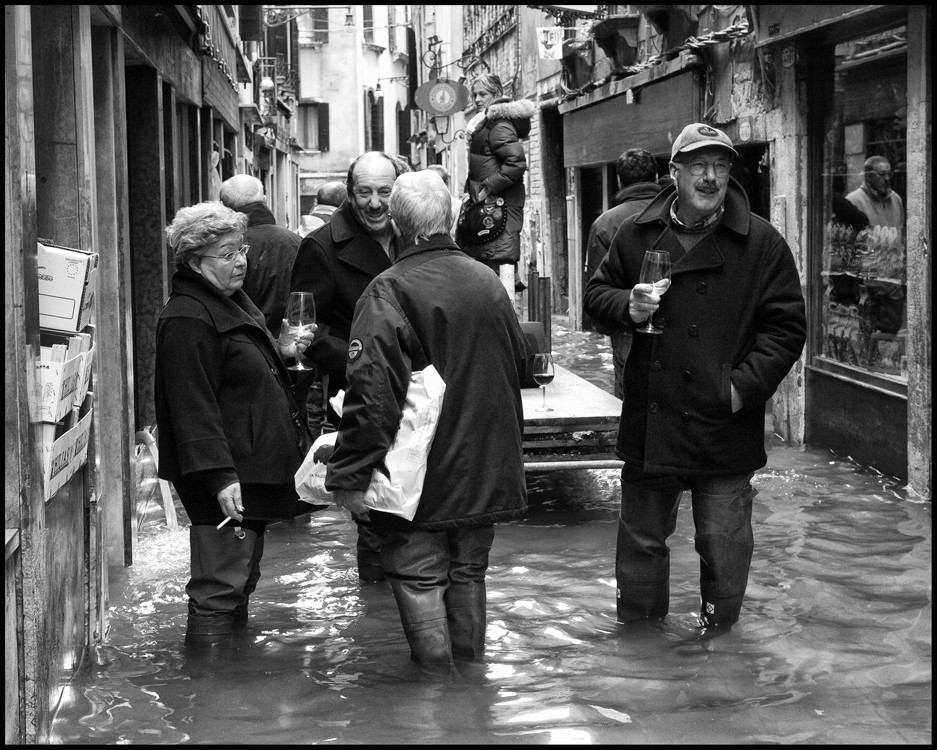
[294,392,348,506]
[294,431,338,505]
[294,368,446,521]
[363,365,446,521]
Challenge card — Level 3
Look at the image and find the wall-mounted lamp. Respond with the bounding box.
[375,76,409,95]
[263,5,354,29]
[431,114,465,145]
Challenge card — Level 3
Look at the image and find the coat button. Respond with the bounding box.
[651,360,662,372]
[681,411,691,423]
[688,325,699,337]
[648,402,659,413]
[697,282,708,294]
[682,370,692,381]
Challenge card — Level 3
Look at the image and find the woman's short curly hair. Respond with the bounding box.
[165,201,248,271]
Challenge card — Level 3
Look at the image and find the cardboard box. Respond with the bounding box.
[43,393,94,501]
[75,341,95,408]
[37,351,83,423]
[37,242,99,333]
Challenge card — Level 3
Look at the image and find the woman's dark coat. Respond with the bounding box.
[325,235,528,531]
[461,97,536,264]
[155,269,303,519]
[584,179,806,475]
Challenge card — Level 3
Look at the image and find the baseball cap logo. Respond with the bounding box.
[698,126,719,137]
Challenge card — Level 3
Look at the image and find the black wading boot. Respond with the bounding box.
[391,584,454,676]
[185,525,259,646]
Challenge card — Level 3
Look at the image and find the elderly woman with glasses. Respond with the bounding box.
[155,201,314,647]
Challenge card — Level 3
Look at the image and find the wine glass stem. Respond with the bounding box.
[541,386,546,409]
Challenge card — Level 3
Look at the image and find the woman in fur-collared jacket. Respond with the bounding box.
[460,74,536,296]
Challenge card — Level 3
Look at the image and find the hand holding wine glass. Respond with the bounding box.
[532,353,555,412]
[634,250,672,334]
[283,291,316,371]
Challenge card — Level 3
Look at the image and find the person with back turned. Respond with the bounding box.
[584,123,806,634]
[219,174,301,338]
[326,170,529,674]
[583,148,661,400]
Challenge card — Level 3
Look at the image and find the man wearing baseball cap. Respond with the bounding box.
[584,122,806,634]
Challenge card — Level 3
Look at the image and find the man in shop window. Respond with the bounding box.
[845,156,903,235]
[583,148,662,400]
[584,122,806,634]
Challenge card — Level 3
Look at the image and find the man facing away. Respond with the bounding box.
[290,151,406,582]
[584,122,806,634]
[219,174,301,338]
[583,148,662,400]
[326,169,529,675]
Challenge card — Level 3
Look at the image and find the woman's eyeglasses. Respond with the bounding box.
[201,244,250,263]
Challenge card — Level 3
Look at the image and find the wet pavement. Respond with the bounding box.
[50,317,931,745]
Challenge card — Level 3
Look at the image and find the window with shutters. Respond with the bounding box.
[298,102,330,151]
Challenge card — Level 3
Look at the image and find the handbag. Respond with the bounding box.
[457,195,507,245]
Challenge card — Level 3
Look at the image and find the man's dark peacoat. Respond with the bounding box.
[584,178,806,475]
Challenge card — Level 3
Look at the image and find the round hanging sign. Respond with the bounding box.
[414,79,470,116]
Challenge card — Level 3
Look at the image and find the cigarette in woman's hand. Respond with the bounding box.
[216,516,232,530]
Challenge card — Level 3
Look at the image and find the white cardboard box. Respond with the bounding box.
[43,393,94,501]
[38,242,99,333]
[37,352,84,423]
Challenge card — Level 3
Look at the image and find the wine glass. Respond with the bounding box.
[635,250,672,334]
[285,291,316,371]
[532,353,555,412]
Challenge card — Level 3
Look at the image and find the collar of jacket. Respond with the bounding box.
[633,176,751,237]
[612,181,661,207]
[239,201,277,227]
[166,267,269,334]
[325,201,395,273]
[485,98,537,122]
[395,233,460,262]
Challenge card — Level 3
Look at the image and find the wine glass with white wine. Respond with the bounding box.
[635,250,672,334]
[284,291,316,371]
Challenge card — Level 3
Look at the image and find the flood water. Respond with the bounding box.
[51,318,931,745]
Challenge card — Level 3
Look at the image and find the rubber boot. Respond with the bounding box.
[391,584,453,675]
[445,580,486,662]
[233,531,265,631]
[185,525,257,645]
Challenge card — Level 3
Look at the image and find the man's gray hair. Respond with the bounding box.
[165,201,248,270]
[219,174,265,209]
[389,171,452,246]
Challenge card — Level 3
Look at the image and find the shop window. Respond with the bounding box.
[819,26,907,381]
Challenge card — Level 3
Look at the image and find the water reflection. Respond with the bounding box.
[51,321,930,745]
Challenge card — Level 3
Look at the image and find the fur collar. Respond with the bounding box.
[485,98,537,121]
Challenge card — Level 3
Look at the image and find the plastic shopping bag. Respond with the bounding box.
[363,365,446,521]
[294,392,347,506]
[294,369,446,521]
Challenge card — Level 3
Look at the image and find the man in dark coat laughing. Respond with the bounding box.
[585,123,806,633]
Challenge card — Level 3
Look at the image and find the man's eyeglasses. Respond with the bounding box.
[353,187,393,200]
[201,244,250,263]
[678,160,732,178]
